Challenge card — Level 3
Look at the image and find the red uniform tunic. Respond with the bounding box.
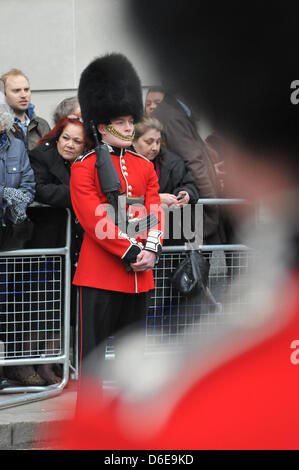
[70,148,163,293]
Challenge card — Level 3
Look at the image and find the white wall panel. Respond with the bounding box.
[0,0,76,90]
[74,0,161,87]
[0,0,161,125]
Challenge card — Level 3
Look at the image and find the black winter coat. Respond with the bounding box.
[154,148,199,245]
[27,142,83,265]
[155,148,198,203]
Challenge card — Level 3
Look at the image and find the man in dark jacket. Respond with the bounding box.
[0,68,50,151]
[147,88,226,244]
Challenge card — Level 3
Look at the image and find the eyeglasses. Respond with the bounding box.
[67,114,83,123]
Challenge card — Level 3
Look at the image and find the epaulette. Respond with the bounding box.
[126,149,151,163]
[74,149,95,163]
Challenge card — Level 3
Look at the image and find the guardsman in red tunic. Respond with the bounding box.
[47,3,299,451]
[70,53,164,379]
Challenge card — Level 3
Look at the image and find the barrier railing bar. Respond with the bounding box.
[196,198,247,205]
[62,208,71,389]
[162,244,250,253]
[0,356,67,367]
[0,377,68,407]
[0,248,67,257]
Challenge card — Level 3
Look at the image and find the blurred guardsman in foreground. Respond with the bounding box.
[48,2,299,450]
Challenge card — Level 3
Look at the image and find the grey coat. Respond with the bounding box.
[0,135,35,223]
[10,112,51,151]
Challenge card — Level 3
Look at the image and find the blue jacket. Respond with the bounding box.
[0,135,35,223]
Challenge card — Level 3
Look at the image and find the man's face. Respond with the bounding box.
[98,115,135,148]
[145,91,164,115]
[5,75,31,114]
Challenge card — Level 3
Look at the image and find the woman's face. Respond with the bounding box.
[145,91,165,115]
[57,123,85,162]
[134,129,161,160]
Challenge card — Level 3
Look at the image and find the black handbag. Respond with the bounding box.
[170,248,223,312]
[170,249,209,296]
[0,218,34,251]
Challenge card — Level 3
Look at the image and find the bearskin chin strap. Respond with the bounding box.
[106,124,135,142]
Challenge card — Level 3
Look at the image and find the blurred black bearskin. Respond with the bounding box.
[78,53,143,143]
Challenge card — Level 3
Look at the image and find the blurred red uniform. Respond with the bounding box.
[53,270,299,450]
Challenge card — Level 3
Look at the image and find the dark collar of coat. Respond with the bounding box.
[40,142,71,184]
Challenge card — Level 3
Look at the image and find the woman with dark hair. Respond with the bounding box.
[23,114,91,384]
[144,86,165,116]
[28,114,91,249]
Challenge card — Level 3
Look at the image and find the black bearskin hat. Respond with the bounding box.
[78,53,143,142]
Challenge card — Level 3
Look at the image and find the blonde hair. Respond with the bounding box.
[134,116,163,141]
[0,69,30,88]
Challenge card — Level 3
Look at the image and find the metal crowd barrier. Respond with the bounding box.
[104,198,255,359]
[0,207,72,409]
[0,198,254,408]
[146,244,252,353]
[145,198,253,353]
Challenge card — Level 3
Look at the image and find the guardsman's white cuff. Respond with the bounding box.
[144,230,163,255]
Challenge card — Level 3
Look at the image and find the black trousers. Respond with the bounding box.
[78,286,150,377]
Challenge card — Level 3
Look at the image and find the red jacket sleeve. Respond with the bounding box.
[70,155,139,259]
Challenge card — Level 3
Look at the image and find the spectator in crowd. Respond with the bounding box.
[0,68,50,151]
[144,86,165,116]
[0,101,39,386]
[25,114,90,384]
[0,102,35,242]
[144,86,226,246]
[146,87,226,198]
[52,96,80,125]
[28,113,89,263]
[145,86,221,177]
[29,113,88,214]
[132,116,199,244]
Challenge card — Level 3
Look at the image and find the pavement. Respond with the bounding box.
[0,379,78,450]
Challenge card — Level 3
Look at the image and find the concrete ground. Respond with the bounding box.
[0,379,77,450]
